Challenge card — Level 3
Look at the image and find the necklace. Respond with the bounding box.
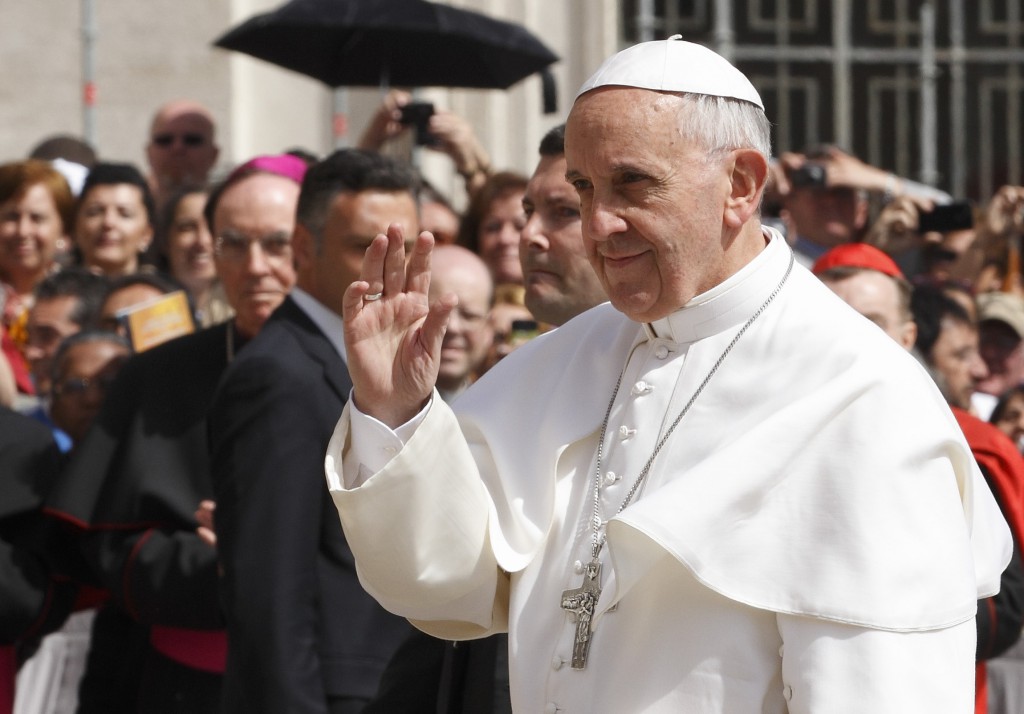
[560,250,795,670]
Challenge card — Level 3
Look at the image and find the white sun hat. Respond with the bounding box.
[575,35,763,110]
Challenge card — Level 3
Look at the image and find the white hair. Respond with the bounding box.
[674,93,772,162]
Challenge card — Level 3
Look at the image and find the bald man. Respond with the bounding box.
[813,243,917,350]
[146,100,220,205]
[429,245,494,402]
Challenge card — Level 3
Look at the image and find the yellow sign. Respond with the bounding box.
[120,290,196,352]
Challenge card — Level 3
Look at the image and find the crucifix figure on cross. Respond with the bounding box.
[560,559,602,669]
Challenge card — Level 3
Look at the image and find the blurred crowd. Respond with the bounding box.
[3,88,1024,714]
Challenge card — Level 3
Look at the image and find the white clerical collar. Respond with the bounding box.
[647,228,791,344]
[290,287,348,364]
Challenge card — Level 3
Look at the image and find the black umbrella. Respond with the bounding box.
[212,0,559,90]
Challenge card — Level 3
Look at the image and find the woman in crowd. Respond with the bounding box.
[73,163,155,277]
[0,160,74,398]
[457,171,528,286]
[151,186,230,327]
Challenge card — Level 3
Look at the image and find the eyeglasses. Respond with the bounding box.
[52,374,117,398]
[151,132,207,148]
[215,231,292,264]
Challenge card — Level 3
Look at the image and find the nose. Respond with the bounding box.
[499,221,520,247]
[242,241,273,275]
[520,213,548,251]
[195,225,214,253]
[101,206,118,228]
[971,352,990,381]
[81,384,106,407]
[16,214,35,237]
[446,310,467,334]
[584,197,628,242]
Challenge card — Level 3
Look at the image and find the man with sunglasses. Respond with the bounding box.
[145,100,220,207]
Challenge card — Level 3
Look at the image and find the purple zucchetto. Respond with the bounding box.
[226,153,308,185]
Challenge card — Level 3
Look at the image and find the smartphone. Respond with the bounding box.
[918,201,974,233]
[398,101,436,146]
[509,319,539,348]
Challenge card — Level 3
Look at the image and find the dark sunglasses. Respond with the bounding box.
[152,132,206,148]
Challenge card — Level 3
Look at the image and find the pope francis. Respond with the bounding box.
[325,38,1011,713]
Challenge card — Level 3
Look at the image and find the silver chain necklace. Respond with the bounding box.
[560,250,795,670]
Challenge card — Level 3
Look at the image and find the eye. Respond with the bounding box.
[570,178,592,193]
[620,171,650,185]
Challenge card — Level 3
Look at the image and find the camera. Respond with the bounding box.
[918,201,974,233]
[398,101,437,146]
[789,163,828,188]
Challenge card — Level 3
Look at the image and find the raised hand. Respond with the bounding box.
[195,499,217,548]
[343,223,456,428]
[356,89,414,152]
[863,196,927,255]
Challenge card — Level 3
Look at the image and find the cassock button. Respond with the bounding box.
[783,684,793,701]
[631,380,652,396]
[573,560,583,574]
[544,704,558,714]
[383,445,398,456]
[604,471,618,485]
[618,425,636,440]
[655,344,670,359]
[551,656,564,671]
[778,644,784,658]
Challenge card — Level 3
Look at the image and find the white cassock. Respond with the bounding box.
[325,230,1011,713]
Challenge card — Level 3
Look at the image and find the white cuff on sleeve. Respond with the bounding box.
[348,392,434,475]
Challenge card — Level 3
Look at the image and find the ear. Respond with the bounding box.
[898,319,918,352]
[139,224,155,254]
[723,148,769,229]
[292,223,316,272]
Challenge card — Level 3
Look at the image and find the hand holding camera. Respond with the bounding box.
[398,100,438,146]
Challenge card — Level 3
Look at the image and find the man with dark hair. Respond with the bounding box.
[209,148,417,714]
[24,268,107,403]
[910,285,1024,713]
[520,123,606,326]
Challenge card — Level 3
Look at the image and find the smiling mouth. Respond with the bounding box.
[602,253,644,268]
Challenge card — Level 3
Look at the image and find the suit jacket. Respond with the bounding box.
[209,296,412,714]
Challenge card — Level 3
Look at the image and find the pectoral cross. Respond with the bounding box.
[560,559,602,669]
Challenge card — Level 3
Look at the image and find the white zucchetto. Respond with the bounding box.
[575,35,764,110]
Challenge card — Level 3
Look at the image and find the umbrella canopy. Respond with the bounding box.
[213,0,559,90]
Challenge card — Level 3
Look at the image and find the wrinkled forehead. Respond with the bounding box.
[564,87,693,168]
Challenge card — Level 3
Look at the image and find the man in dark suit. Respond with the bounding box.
[208,149,419,714]
[44,154,306,714]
